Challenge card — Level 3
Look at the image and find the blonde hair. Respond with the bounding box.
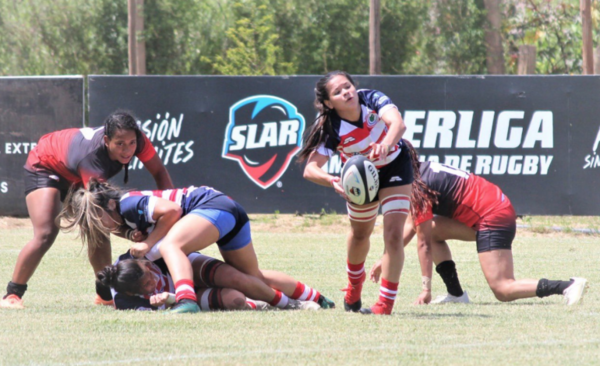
[57,179,123,253]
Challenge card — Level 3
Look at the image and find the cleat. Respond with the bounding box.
[167,299,200,314]
[251,300,273,311]
[343,299,362,312]
[0,294,24,309]
[94,294,114,307]
[284,299,320,310]
[317,295,336,309]
[563,277,588,306]
[359,307,373,315]
[430,291,470,304]
[361,301,393,315]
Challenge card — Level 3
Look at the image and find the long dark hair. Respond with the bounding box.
[96,259,149,295]
[404,140,439,217]
[104,110,142,184]
[297,71,356,162]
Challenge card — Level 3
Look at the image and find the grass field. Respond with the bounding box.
[0,215,599,365]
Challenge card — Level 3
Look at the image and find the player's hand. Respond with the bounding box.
[368,142,390,161]
[369,259,383,283]
[128,229,147,243]
[330,177,349,201]
[414,290,432,305]
[130,242,150,258]
[150,292,170,307]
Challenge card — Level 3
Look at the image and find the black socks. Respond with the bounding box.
[5,281,27,299]
[436,260,464,297]
[536,278,573,298]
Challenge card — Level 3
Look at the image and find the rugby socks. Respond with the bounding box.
[174,279,197,302]
[371,278,398,315]
[269,290,290,309]
[536,278,573,298]
[436,260,464,297]
[345,260,365,304]
[246,299,258,309]
[5,281,27,299]
[291,282,321,302]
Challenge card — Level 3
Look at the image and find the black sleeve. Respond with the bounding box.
[113,293,156,311]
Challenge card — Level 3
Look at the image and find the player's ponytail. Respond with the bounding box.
[57,178,124,254]
[404,139,439,217]
[96,259,147,295]
[297,71,355,162]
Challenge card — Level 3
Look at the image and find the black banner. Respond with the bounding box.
[88,75,600,215]
[0,77,84,216]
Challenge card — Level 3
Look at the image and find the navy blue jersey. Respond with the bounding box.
[118,186,247,238]
[316,89,402,168]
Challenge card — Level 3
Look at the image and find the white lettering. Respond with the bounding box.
[424,111,455,148]
[456,111,476,148]
[258,122,278,148]
[229,126,247,151]
[522,155,538,175]
[495,111,524,148]
[523,111,553,148]
[279,120,299,146]
[475,155,492,175]
[0,182,7,193]
[540,155,553,175]
[507,155,523,175]
[477,111,495,148]
[403,111,426,148]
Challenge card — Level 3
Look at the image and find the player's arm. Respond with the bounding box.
[143,154,174,190]
[369,106,406,161]
[414,219,433,305]
[130,198,182,258]
[303,151,345,197]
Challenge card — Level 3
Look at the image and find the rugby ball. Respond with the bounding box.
[341,155,379,205]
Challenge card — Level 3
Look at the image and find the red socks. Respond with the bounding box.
[371,278,398,315]
[344,261,365,304]
[174,279,197,303]
[291,282,321,302]
[268,290,290,309]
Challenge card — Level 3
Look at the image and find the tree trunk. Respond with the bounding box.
[369,0,381,75]
[581,0,593,74]
[483,0,505,74]
[128,0,146,75]
[518,45,536,75]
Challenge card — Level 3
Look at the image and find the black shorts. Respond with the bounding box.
[377,145,414,190]
[23,167,72,202]
[475,223,516,253]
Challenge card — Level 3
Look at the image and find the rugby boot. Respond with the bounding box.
[317,294,336,309]
[563,277,588,305]
[0,294,24,309]
[359,300,393,315]
[167,299,200,314]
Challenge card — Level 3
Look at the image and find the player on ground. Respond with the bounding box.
[297,71,413,315]
[370,141,588,305]
[59,179,335,313]
[99,251,285,312]
[0,111,173,310]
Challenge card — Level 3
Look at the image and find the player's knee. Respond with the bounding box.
[222,289,247,310]
[32,227,59,252]
[490,284,512,302]
[383,226,403,246]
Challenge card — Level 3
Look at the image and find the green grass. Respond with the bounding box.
[0,217,599,365]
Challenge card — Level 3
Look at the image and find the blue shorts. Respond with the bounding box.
[189,208,252,251]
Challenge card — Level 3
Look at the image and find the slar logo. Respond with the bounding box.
[222,95,306,189]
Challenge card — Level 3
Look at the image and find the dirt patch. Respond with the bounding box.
[0,216,33,230]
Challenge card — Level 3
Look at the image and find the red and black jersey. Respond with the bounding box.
[24,126,156,187]
[414,161,511,229]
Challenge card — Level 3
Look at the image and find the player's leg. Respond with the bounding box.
[428,216,475,303]
[261,269,335,309]
[196,287,248,311]
[1,187,62,309]
[159,214,220,313]
[360,184,411,315]
[343,201,378,312]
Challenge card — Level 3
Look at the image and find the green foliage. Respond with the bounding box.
[504,0,594,74]
[0,0,597,76]
[208,0,295,75]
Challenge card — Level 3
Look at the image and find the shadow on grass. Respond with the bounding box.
[402,312,492,319]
